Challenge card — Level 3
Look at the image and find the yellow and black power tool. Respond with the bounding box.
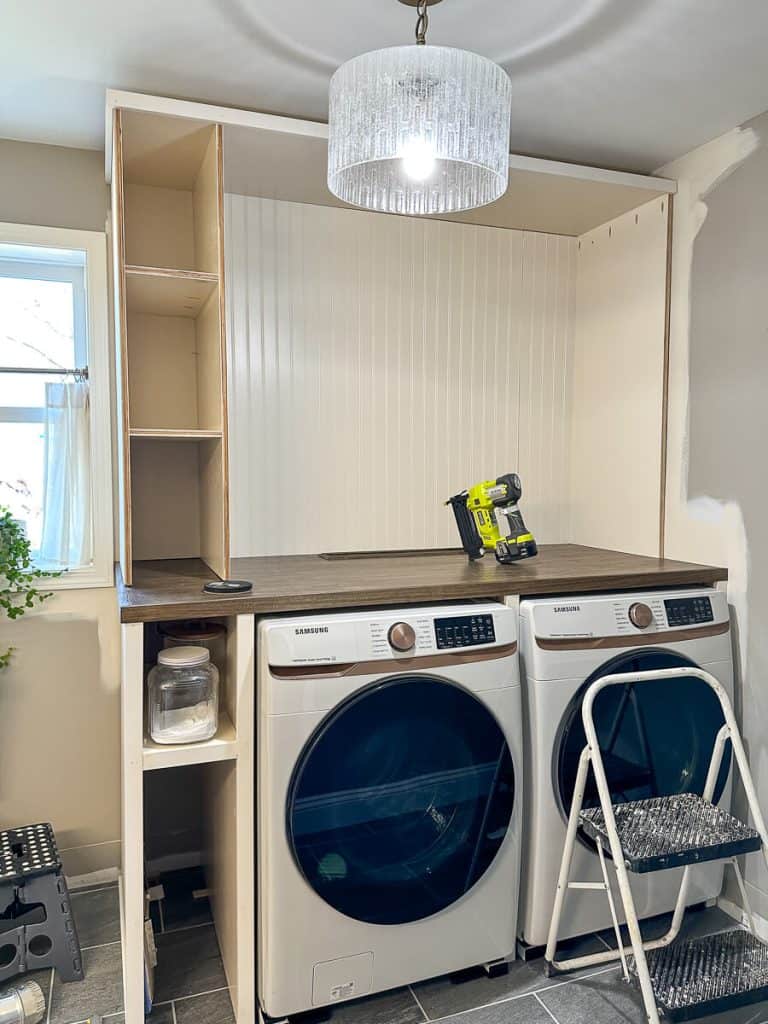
[447,474,538,564]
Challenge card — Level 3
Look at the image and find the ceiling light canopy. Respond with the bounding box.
[327,0,512,216]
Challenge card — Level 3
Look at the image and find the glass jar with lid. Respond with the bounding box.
[147,646,219,745]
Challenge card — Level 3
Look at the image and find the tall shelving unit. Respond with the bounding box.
[112,109,230,585]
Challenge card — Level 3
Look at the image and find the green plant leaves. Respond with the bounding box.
[0,506,61,668]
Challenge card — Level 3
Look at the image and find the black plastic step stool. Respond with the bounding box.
[0,823,83,983]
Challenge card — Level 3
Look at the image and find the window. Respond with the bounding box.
[0,223,112,588]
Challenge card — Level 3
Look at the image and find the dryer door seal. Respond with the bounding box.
[286,674,515,925]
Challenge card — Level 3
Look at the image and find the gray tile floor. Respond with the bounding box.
[324,907,768,1024]
[17,870,233,1024]
[15,882,768,1024]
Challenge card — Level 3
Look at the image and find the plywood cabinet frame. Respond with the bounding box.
[112,110,132,577]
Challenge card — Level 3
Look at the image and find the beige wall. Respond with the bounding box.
[0,137,118,878]
[0,589,121,877]
[0,138,107,232]
[659,111,768,917]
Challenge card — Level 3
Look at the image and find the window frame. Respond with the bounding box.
[0,221,114,590]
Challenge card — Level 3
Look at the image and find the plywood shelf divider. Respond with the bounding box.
[130,428,223,441]
[125,267,217,318]
[125,264,218,281]
[142,710,238,771]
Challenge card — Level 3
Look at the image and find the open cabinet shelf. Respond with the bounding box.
[121,114,222,274]
[143,710,237,771]
[125,266,218,317]
[129,429,223,440]
[113,108,230,584]
[126,287,224,435]
[129,436,227,570]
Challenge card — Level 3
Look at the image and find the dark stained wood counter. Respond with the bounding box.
[117,544,727,623]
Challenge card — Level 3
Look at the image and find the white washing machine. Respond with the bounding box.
[257,602,523,1020]
[518,587,734,951]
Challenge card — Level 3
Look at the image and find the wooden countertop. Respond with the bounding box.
[117,544,727,623]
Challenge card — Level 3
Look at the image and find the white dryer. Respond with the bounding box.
[257,602,523,1020]
[518,587,733,951]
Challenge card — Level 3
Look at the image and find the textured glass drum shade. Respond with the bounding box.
[328,45,512,216]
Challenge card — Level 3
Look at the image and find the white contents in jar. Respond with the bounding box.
[156,701,216,743]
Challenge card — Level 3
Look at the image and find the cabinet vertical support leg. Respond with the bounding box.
[234,614,256,1022]
[121,622,145,1024]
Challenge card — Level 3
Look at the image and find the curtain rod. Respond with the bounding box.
[0,366,88,379]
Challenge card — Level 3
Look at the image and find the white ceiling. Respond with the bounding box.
[4,0,768,172]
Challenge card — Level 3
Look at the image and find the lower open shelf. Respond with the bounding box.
[141,761,242,1017]
[143,711,237,771]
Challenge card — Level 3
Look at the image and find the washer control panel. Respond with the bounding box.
[265,602,516,666]
[664,595,714,627]
[435,613,496,649]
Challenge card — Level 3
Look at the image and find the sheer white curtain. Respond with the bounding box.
[39,380,92,567]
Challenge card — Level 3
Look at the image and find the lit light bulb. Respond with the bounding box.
[400,138,436,181]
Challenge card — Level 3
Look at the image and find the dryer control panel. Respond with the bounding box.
[664,595,714,626]
[522,587,727,641]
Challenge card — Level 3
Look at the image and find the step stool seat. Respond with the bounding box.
[630,929,768,1022]
[0,824,61,882]
[580,793,761,873]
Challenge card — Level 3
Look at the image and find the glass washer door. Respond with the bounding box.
[555,650,731,845]
[286,674,515,925]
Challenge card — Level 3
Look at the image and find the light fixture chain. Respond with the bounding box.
[415,0,429,45]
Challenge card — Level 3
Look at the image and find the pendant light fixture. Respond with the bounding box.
[327,0,512,216]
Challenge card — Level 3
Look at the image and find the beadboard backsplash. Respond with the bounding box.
[225,195,575,556]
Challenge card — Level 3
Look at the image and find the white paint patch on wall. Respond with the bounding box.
[658,126,757,678]
[225,195,575,556]
[658,117,767,916]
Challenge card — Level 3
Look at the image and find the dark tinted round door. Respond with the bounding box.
[557,650,730,833]
[287,675,515,925]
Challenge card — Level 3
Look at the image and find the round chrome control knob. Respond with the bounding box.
[628,602,653,629]
[388,622,416,652]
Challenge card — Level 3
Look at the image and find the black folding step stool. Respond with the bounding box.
[0,823,83,984]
